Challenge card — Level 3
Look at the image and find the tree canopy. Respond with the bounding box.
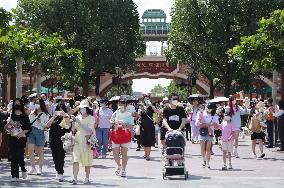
[229,9,284,99]
[167,0,284,97]
[16,0,145,96]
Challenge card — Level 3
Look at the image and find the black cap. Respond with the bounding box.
[207,102,217,110]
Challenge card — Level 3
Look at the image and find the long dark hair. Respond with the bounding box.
[55,103,68,113]
[32,98,49,116]
[11,98,27,120]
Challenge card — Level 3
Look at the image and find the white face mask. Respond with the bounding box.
[232,100,236,105]
[206,108,212,113]
[171,100,179,106]
[224,116,231,121]
[145,99,151,105]
[80,108,87,114]
[119,106,125,111]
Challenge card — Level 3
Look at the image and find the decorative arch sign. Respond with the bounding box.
[136,61,177,74]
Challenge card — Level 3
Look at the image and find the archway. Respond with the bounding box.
[99,72,209,96]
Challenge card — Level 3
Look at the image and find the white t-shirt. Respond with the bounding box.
[29,112,50,130]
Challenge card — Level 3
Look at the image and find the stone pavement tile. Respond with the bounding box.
[1,136,284,188]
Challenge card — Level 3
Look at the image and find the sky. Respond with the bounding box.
[1,0,174,94]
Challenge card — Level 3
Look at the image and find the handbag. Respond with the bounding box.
[110,125,131,144]
[135,124,141,135]
[248,116,262,133]
[199,127,209,136]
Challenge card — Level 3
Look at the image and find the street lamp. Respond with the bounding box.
[186,65,194,97]
[115,67,122,96]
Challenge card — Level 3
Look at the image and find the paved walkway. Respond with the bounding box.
[0,136,284,188]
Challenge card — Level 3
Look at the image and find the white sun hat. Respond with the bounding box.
[79,99,92,109]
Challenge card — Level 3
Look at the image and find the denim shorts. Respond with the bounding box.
[28,127,45,147]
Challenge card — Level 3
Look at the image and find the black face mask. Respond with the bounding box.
[14,105,21,110]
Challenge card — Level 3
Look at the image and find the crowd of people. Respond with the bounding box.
[0,92,283,184]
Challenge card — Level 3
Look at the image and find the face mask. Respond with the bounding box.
[34,104,40,110]
[232,100,236,105]
[120,106,125,111]
[145,100,151,105]
[171,100,178,106]
[80,108,87,114]
[14,104,21,110]
[224,116,231,121]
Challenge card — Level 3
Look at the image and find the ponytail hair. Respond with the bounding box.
[228,95,238,116]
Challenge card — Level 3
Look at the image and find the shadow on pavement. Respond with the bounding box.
[126,176,155,180]
[92,164,115,169]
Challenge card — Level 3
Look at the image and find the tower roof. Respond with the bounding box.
[142,9,167,19]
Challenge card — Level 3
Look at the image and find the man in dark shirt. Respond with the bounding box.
[163,93,187,131]
[160,93,187,153]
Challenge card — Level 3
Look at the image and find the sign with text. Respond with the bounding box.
[137,61,177,74]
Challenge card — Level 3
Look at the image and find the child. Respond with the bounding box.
[216,109,234,170]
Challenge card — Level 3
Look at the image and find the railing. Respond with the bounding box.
[140,25,170,35]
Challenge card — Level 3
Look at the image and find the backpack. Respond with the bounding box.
[248,116,261,133]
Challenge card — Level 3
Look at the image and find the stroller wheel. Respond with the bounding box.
[186,171,189,179]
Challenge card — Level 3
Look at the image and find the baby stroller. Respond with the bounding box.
[163,130,188,180]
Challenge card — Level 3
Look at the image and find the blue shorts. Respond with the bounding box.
[28,127,45,147]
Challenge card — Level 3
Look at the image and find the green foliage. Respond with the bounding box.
[107,81,133,97]
[16,0,145,95]
[167,81,188,101]
[229,9,284,73]
[151,84,168,97]
[167,0,284,96]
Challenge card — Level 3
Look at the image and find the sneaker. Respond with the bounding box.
[58,174,64,182]
[234,149,239,158]
[36,168,42,175]
[259,153,265,158]
[136,148,141,151]
[121,170,126,177]
[83,177,90,184]
[207,164,211,169]
[145,156,150,161]
[252,153,257,158]
[202,161,206,167]
[161,148,165,155]
[70,179,77,185]
[22,171,27,179]
[27,167,36,175]
[11,177,19,182]
[228,164,233,170]
[115,166,121,176]
[222,164,227,170]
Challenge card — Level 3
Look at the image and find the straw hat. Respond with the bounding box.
[78,99,92,109]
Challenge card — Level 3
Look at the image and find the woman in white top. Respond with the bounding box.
[189,98,202,143]
[226,96,247,158]
[27,98,50,175]
[110,99,134,177]
[196,103,219,169]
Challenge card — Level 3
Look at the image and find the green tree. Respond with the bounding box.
[107,81,133,97]
[16,0,145,96]
[229,9,284,99]
[167,0,284,97]
[0,25,83,96]
[151,84,168,97]
[166,80,188,101]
